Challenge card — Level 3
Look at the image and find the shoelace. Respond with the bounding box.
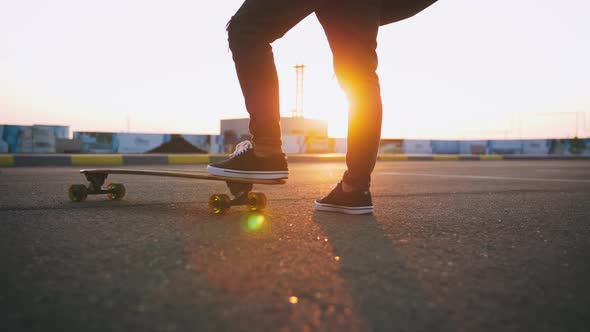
[230,140,253,158]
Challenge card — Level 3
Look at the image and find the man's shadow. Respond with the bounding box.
[313,211,450,332]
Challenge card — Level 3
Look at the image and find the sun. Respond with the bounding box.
[280,71,349,138]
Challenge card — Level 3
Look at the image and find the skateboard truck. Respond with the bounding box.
[68,172,127,202]
[226,182,252,204]
[84,172,107,193]
[208,181,267,214]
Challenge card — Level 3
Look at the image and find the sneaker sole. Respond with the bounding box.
[314,201,374,215]
[207,165,288,180]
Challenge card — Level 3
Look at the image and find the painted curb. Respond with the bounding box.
[480,155,503,161]
[0,155,15,166]
[71,155,123,166]
[0,154,589,167]
[15,155,70,167]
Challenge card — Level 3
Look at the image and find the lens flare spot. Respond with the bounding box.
[335,256,340,261]
[240,212,271,236]
[247,214,265,230]
[289,296,299,304]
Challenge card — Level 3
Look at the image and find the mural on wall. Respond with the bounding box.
[1,125,69,153]
[73,131,224,154]
[379,139,403,154]
[73,132,115,153]
[148,135,207,153]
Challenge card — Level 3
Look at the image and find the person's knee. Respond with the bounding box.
[227,16,265,53]
[333,50,378,85]
[226,16,242,52]
[334,64,379,96]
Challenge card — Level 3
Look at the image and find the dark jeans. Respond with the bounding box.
[227,0,436,190]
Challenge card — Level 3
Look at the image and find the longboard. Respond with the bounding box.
[68,168,286,214]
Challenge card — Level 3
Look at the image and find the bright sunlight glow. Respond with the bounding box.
[1,0,588,139]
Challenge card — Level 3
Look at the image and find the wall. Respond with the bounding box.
[73,131,224,153]
[403,140,433,154]
[2,124,587,155]
[1,125,69,153]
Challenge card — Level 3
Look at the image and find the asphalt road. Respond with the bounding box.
[1,161,589,332]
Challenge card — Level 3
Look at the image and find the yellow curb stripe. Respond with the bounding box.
[71,155,123,166]
[0,155,15,166]
[379,155,409,161]
[168,155,210,164]
[480,155,503,161]
[433,155,459,161]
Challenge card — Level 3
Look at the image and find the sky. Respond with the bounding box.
[0,0,589,139]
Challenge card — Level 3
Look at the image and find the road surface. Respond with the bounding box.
[1,160,589,331]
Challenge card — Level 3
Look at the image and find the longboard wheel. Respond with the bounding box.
[208,194,231,214]
[107,183,126,200]
[247,192,267,211]
[69,184,88,202]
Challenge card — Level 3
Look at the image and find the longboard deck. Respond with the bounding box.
[80,168,286,185]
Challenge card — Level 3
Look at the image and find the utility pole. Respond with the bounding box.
[575,111,579,137]
[583,111,588,137]
[292,64,305,118]
[518,113,523,139]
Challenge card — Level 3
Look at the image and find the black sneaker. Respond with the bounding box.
[314,182,374,214]
[207,141,288,179]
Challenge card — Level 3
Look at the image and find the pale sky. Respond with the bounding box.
[1,0,588,139]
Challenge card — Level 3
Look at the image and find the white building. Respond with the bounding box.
[220,117,330,153]
[220,117,328,138]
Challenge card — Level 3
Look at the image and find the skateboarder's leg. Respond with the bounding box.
[317,0,383,191]
[379,0,437,26]
[227,0,315,156]
[208,0,315,179]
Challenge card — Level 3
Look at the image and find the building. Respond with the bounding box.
[220,117,328,139]
[220,117,330,153]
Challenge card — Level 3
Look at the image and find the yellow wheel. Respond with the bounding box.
[68,184,88,202]
[106,183,126,200]
[247,192,267,211]
[208,194,231,214]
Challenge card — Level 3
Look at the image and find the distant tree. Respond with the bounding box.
[568,136,586,154]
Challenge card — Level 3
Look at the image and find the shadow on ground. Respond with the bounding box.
[313,211,451,332]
